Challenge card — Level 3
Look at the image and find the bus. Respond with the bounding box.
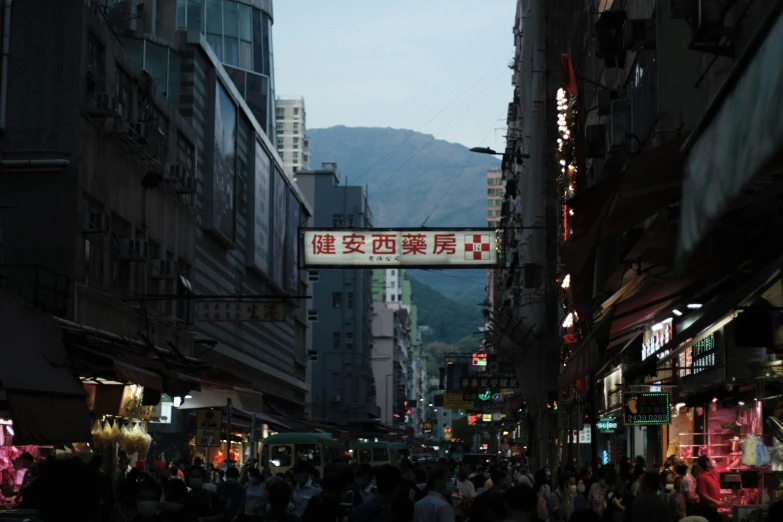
[353,442,398,466]
[261,433,345,476]
[388,442,410,460]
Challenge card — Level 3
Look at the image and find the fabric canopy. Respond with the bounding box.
[679,1,783,264]
[7,393,92,445]
[178,387,291,431]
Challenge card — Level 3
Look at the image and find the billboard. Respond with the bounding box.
[624,392,671,425]
[301,229,499,268]
[249,140,271,274]
[212,81,237,242]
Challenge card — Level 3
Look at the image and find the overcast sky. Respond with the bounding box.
[272,0,516,151]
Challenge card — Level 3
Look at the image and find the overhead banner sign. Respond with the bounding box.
[197,301,286,322]
[459,375,518,390]
[625,392,671,425]
[301,228,499,268]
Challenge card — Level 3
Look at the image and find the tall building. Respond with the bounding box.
[294,163,378,424]
[371,301,411,427]
[0,0,313,427]
[487,168,503,228]
[275,97,311,173]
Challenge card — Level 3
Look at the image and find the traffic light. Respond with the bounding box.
[547,391,559,411]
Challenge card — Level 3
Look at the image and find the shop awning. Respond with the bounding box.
[177,387,291,431]
[114,360,164,391]
[0,289,91,445]
[678,0,783,264]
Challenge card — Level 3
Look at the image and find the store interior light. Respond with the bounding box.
[6,426,13,436]
[687,303,703,309]
[672,309,683,316]
[712,397,718,403]
[185,395,193,399]
[173,397,183,408]
[651,318,671,331]
[675,403,686,410]
[738,401,745,406]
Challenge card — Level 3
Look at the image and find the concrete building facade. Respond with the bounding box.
[371,301,411,427]
[486,168,503,228]
[294,163,378,424]
[0,0,313,420]
[275,97,311,173]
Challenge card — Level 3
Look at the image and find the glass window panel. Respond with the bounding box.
[224,37,239,67]
[206,0,222,34]
[176,0,186,28]
[238,3,252,41]
[225,66,245,97]
[252,10,263,73]
[146,42,169,97]
[187,0,202,31]
[206,33,222,61]
[246,72,268,134]
[223,0,239,38]
[239,41,252,70]
[119,37,144,69]
[168,51,181,107]
[262,14,271,76]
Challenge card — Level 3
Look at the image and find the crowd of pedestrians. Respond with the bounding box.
[12,450,783,522]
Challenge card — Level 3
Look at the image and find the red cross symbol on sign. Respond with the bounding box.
[464,234,491,261]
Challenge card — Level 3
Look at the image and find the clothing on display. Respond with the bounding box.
[741,435,758,466]
[769,439,783,471]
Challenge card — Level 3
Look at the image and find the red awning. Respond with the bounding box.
[560,54,578,96]
[607,330,644,350]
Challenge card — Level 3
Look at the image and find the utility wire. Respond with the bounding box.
[369,66,509,198]
[420,112,504,227]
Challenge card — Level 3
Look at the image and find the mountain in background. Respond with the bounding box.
[408,276,482,345]
[308,126,497,304]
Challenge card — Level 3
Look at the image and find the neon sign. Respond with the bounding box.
[472,353,488,366]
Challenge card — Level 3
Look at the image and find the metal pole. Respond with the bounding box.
[226,398,232,464]
[250,414,256,464]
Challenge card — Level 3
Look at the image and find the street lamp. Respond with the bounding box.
[470,146,530,159]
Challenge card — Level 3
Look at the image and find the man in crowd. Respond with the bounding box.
[696,456,721,522]
[414,466,455,522]
[504,484,538,522]
[627,472,672,522]
[292,461,322,519]
[349,464,403,522]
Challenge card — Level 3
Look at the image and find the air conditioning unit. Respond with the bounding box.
[606,98,632,162]
[82,211,110,234]
[120,239,149,261]
[168,164,190,181]
[104,117,130,135]
[129,122,151,145]
[151,259,176,279]
[585,124,607,158]
[331,395,341,403]
[174,175,196,194]
[89,94,119,116]
[624,19,656,50]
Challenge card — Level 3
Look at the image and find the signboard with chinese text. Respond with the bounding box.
[459,375,518,390]
[423,423,432,433]
[196,428,221,447]
[443,392,475,410]
[301,228,499,268]
[641,321,673,361]
[197,409,223,429]
[197,301,286,322]
[482,414,493,422]
[624,392,671,425]
[472,353,488,366]
[596,416,620,434]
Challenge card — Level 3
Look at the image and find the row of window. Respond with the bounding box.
[487,199,503,207]
[487,188,505,196]
[487,209,503,217]
[487,178,502,186]
[275,106,301,118]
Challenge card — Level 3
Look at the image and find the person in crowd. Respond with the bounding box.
[134,477,163,522]
[400,458,417,483]
[517,464,535,489]
[503,484,538,522]
[581,464,595,494]
[292,462,321,519]
[454,465,477,520]
[695,456,721,522]
[159,479,189,522]
[217,466,245,521]
[484,465,498,491]
[262,480,298,522]
[241,466,269,520]
[89,454,114,521]
[301,473,349,522]
[533,467,552,497]
[339,465,363,509]
[349,464,402,522]
[680,463,701,516]
[112,452,131,500]
[414,468,428,499]
[587,468,609,517]
[184,465,223,522]
[355,463,377,502]
[547,472,576,522]
[673,463,686,492]
[574,476,588,512]
[38,457,100,522]
[111,469,142,522]
[623,472,671,522]
[660,469,684,520]
[14,451,34,491]
[601,482,625,522]
[629,468,645,497]
[471,469,509,522]
[413,466,455,522]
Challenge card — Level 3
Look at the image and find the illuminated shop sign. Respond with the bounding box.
[641,320,674,361]
[625,392,671,425]
[596,417,620,434]
[472,353,488,366]
[678,334,716,377]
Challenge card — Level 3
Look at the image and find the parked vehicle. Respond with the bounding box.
[261,432,345,476]
[353,442,398,466]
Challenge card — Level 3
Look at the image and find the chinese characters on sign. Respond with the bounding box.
[197,301,286,322]
[641,320,673,361]
[459,374,519,390]
[625,393,671,425]
[302,229,498,267]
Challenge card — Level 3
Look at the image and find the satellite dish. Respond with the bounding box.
[767,417,783,444]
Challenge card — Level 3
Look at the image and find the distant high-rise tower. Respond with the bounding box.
[275,97,311,173]
[487,168,503,227]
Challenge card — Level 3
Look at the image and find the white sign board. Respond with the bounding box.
[568,426,592,444]
[302,229,499,268]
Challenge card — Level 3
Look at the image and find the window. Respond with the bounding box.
[114,65,131,120]
[332,292,342,308]
[176,260,192,320]
[276,123,284,134]
[293,122,299,135]
[176,132,194,175]
[294,444,321,466]
[347,292,354,308]
[391,294,396,302]
[293,152,298,161]
[333,332,341,350]
[293,107,300,115]
[308,270,319,282]
[86,36,104,95]
[346,215,354,227]
[110,213,131,289]
[236,159,248,217]
[83,194,105,287]
[332,214,343,227]
[276,107,285,118]
[270,445,292,468]
[391,270,396,276]
[307,310,318,321]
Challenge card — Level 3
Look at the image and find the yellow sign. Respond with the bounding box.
[197,409,223,429]
[443,392,475,410]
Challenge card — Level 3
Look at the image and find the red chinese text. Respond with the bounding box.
[311,234,336,255]
[432,233,457,255]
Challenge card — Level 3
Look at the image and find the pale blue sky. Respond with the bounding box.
[272,0,516,150]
